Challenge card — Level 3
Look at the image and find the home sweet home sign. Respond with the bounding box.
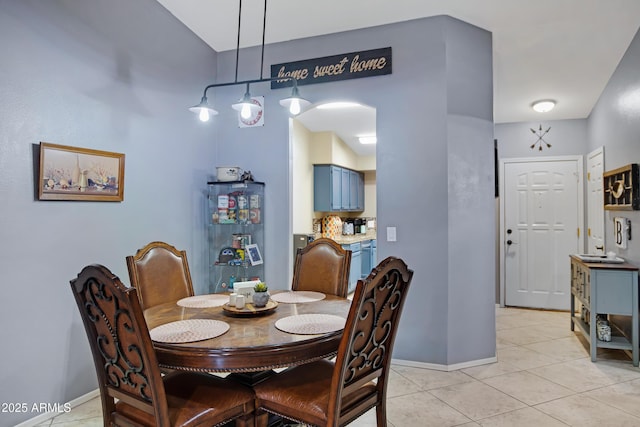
[270,47,392,89]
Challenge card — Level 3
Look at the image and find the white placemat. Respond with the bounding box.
[271,291,326,304]
[150,319,229,343]
[275,314,345,335]
[177,294,229,308]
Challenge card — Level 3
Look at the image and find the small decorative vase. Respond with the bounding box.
[253,291,269,307]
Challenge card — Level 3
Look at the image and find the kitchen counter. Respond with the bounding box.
[315,230,377,244]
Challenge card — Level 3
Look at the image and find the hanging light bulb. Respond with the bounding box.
[289,98,301,115]
[189,95,218,122]
[232,84,261,119]
[279,80,311,116]
[199,109,210,122]
[241,103,252,119]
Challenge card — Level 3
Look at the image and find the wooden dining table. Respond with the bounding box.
[143,291,352,376]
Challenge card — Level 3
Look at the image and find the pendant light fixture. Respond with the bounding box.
[279,79,312,115]
[232,83,261,119]
[190,0,311,122]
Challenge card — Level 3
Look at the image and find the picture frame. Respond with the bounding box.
[38,142,125,201]
[245,243,263,266]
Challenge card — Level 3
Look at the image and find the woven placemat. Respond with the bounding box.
[270,291,326,304]
[149,319,229,343]
[275,314,345,335]
[177,294,229,308]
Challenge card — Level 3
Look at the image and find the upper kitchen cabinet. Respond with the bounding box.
[314,164,364,212]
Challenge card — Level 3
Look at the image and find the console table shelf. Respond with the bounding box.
[569,255,638,366]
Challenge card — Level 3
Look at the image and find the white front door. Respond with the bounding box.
[587,147,605,254]
[501,157,583,310]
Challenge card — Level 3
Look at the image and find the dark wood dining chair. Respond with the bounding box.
[126,241,195,310]
[70,264,256,427]
[292,237,352,298]
[254,256,414,427]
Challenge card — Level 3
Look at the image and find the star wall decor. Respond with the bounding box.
[530,124,551,151]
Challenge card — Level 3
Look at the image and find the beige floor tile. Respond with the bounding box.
[496,313,534,330]
[495,336,517,349]
[50,418,103,427]
[392,365,474,391]
[387,368,423,398]
[49,398,102,425]
[523,336,589,361]
[535,394,640,426]
[496,326,562,346]
[497,345,559,370]
[530,358,640,392]
[582,378,640,418]
[386,391,471,427]
[347,408,393,427]
[428,380,526,421]
[477,407,568,427]
[526,323,575,340]
[461,360,521,380]
[482,371,574,405]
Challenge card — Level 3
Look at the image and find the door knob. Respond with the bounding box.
[507,229,512,234]
[506,240,517,246]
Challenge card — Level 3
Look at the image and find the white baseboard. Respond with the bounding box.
[13,389,100,427]
[392,356,497,372]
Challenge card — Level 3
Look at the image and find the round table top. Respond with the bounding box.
[144,291,352,373]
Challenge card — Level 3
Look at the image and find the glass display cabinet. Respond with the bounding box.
[207,181,265,293]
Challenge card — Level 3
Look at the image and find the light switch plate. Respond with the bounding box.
[386,226,396,242]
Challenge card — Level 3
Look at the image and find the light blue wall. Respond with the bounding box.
[0,1,217,425]
[211,16,495,366]
[495,119,588,159]
[588,27,640,264]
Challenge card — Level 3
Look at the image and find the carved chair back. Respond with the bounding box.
[329,256,413,424]
[70,264,170,425]
[292,237,352,298]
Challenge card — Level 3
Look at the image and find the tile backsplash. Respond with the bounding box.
[313,217,376,235]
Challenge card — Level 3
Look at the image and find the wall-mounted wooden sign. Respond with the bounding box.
[270,47,392,89]
[604,163,640,210]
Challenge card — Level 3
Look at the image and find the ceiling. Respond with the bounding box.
[157,0,640,156]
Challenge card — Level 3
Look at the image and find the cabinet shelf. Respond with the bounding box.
[569,255,638,366]
[570,315,633,350]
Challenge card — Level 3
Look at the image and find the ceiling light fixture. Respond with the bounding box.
[316,102,363,110]
[531,100,556,113]
[358,135,377,145]
[190,0,310,122]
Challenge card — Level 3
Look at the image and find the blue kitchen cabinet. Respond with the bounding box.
[349,169,359,210]
[341,242,361,294]
[341,168,350,210]
[371,239,377,268]
[314,164,364,212]
[356,171,364,211]
[360,239,378,278]
[361,240,372,278]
